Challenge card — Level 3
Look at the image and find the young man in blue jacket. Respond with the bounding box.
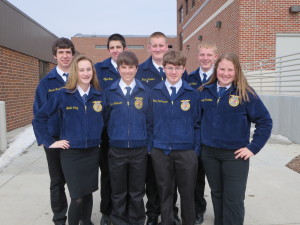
[105,51,150,225]
[186,40,218,225]
[149,50,200,225]
[33,37,75,225]
[94,33,127,225]
[136,32,183,225]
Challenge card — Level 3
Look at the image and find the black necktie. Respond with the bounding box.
[125,86,131,100]
[63,73,69,82]
[218,87,226,97]
[82,93,88,104]
[170,86,176,101]
[202,73,207,83]
[158,67,165,79]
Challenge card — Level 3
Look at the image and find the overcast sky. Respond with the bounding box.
[7,0,177,39]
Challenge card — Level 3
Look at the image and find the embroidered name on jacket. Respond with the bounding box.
[201,98,213,102]
[189,82,197,86]
[153,99,168,103]
[142,78,155,82]
[66,106,78,110]
[110,102,123,106]
[48,87,61,92]
[103,77,113,81]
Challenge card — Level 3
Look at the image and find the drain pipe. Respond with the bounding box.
[0,101,7,151]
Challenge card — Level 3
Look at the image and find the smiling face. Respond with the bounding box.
[54,48,74,71]
[217,59,236,87]
[164,64,185,85]
[108,40,125,63]
[197,47,218,72]
[149,37,168,65]
[77,59,93,90]
[119,63,137,85]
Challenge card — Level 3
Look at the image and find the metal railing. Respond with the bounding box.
[243,52,300,96]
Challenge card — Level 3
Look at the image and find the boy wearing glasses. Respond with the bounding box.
[148,50,200,225]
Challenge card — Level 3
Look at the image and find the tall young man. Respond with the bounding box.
[136,32,183,225]
[94,33,127,225]
[33,37,75,225]
[187,40,218,225]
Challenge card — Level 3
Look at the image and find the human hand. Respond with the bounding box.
[49,140,70,149]
[234,147,254,160]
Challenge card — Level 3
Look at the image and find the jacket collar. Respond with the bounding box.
[47,68,65,84]
[109,79,146,93]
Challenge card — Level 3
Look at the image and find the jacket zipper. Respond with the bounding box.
[85,103,87,148]
[127,99,130,148]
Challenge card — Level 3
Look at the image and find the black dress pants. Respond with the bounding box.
[44,146,68,225]
[194,157,207,214]
[201,145,249,225]
[146,155,179,219]
[109,147,147,225]
[151,149,198,225]
[99,128,112,215]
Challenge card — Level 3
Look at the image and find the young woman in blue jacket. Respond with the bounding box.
[33,55,105,225]
[199,53,272,225]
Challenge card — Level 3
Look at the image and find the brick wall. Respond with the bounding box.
[0,46,55,131]
[177,0,300,72]
[239,0,300,63]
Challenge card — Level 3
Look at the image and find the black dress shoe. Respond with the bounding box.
[146,216,158,225]
[100,214,111,225]
[174,214,182,225]
[194,213,204,224]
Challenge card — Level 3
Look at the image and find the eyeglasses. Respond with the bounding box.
[165,66,183,72]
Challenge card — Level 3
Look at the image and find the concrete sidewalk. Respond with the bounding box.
[0,132,300,225]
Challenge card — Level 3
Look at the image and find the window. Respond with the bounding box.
[39,60,48,80]
[95,45,106,49]
[192,0,195,8]
[179,6,184,24]
[185,0,188,15]
[168,45,173,49]
[127,45,144,49]
[179,32,183,51]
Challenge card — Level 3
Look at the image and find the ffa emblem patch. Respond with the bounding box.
[134,97,143,109]
[93,101,102,112]
[229,95,239,107]
[181,100,190,111]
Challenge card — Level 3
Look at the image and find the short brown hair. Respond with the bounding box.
[52,37,75,56]
[163,50,187,67]
[117,51,139,68]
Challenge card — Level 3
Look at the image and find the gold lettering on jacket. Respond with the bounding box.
[66,106,79,110]
[48,87,61,92]
[153,99,168,103]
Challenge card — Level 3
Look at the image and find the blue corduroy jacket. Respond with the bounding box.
[136,56,188,89]
[33,67,65,137]
[94,57,120,90]
[105,79,150,148]
[32,87,105,149]
[148,80,201,155]
[199,82,273,154]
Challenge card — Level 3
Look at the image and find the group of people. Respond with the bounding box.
[32,32,273,225]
